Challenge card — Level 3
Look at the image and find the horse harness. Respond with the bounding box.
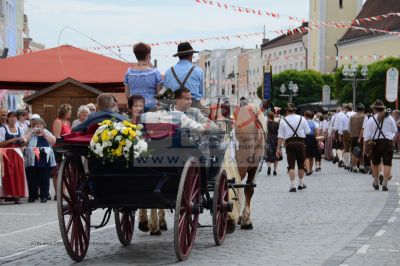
[233,105,263,130]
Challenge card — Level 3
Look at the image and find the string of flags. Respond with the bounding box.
[192,0,400,29]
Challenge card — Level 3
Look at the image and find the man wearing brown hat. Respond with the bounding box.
[276,103,311,192]
[164,42,204,108]
[364,100,397,191]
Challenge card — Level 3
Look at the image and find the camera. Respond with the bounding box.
[33,127,41,134]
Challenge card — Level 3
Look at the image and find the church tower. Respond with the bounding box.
[308,0,363,73]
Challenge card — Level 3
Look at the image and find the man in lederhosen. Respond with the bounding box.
[364,100,397,191]
[338,103,356,170]
[277,103,311,192]
[349,103,366,173]
[164,42,204,108]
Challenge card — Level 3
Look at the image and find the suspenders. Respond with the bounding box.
[371,116,386,140]
[283,117,303,138]
[171,66,195,90]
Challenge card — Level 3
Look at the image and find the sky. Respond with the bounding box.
[25,0,311,73]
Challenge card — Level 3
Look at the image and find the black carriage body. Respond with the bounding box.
[56,127,225,210]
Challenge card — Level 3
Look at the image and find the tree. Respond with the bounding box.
[334,57,400,109]
[257,69,334,108]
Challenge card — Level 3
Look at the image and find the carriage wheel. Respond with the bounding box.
[174,157,201,261]
[57,156,90,262]
[114,208,135,245]
[212,170,229,245]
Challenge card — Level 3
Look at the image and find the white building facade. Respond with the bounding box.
[261,31,308,75]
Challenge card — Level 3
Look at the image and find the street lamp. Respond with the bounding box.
[279,81,299,103]
[342,63,368,107]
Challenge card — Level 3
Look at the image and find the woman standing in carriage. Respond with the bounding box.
[124,42,163,112]
[0,111,27,204]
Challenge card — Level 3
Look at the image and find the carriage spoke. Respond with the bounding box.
[66,214,73,234]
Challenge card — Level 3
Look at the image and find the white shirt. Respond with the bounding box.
[141,109,204,132]
[278,114,311,139]
[338,111,356,134]
[333,111,344,131]
[362,116,370,140]
[0,125,25,142]
[364,114,397,141]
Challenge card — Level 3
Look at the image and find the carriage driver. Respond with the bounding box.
[173,88,218,131]
[276,103,311,192]
[140,88,210,132]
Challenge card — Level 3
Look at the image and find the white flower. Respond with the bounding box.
[115,135,122,142]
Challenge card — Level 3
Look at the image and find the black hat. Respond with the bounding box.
[371,99,386,110]
[356,103,365,112]
[173,42,199,57]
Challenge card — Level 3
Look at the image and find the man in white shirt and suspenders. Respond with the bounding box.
[364,100,397,191]
[338,103,356,170]
[277,103,311,192]
[333,106,345,166]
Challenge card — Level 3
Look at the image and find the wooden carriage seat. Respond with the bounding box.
[143,123,179,140]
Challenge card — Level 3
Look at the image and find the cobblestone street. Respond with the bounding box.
[1,157,399,266]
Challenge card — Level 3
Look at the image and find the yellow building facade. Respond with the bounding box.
[308,0,362,73]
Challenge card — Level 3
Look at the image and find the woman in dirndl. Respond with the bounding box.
[266,111,280,176]
[0,111,27,204]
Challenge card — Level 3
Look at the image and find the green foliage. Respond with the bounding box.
[334,57,400,109]
[257,69,334,108]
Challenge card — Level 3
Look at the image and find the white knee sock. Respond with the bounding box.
[337,150,343,161]
[344,152,350,166]
[332,149,337,158]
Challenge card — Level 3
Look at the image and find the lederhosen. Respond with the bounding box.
[343,113,351,152]
[332,115,342,150]
[171,66,201,107]
[370,117,394,166]
[283,117,306,170]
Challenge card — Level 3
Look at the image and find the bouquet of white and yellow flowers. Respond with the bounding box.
[89,119,148,166]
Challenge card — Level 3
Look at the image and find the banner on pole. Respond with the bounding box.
[386,67,399,102]
[263,72,272,100]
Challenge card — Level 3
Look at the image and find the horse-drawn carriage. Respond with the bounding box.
[54,122,234,262]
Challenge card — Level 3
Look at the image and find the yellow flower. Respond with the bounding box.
[120,140,126,146]
[115,146,123,156]
[101,130,110,141]
[92,134,99,143]
[99,120,113,126]
[122,127,129,136]
[129,129,137,138]
[110,129,118,137]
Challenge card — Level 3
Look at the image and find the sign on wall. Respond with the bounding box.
[386,67,399,102]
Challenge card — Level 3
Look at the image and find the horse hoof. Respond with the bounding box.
[138,221,149,232]
[159,222,168,231]
[237,216,242,225]
[240,223,253,230]
[226,219,236,234]
[150,230,162,236]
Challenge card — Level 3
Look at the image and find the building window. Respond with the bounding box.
[295,63,298,69]
[222,66,225,73]
[300,62,304,69]
[300,47,303,52]
[284,50,286,55]
[279,51,282,56]
[290,64,293,69]
[339,0,343,9]
[294,48,297,52]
